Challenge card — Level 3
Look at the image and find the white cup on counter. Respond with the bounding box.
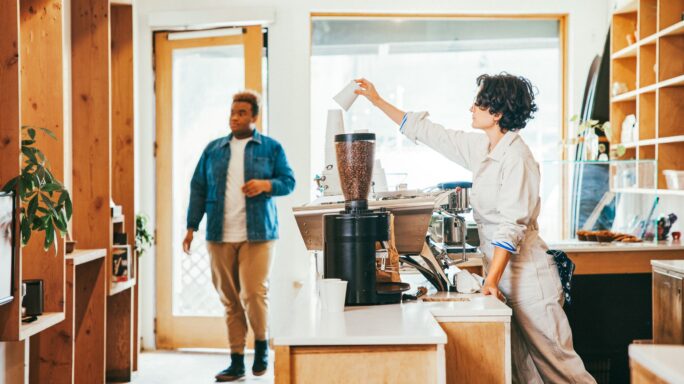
[319,279,348,313]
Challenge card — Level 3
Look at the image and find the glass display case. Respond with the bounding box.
[538,159,659,244]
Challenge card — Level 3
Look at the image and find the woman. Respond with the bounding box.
[355,74,596,384]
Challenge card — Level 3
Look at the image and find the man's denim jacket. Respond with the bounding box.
[186,129,295,241]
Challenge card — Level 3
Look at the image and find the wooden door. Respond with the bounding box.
[154,26,264,349]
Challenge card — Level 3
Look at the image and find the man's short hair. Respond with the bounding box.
[233,91,261,117]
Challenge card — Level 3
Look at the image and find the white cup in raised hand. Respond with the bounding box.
[333,80,361,111]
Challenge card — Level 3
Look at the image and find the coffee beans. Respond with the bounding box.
[335,140,374,201]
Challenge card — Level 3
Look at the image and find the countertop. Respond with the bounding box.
[548,240,684,253]
[651,259,684,274]
[272,288,511,347]
[629,344,684,383]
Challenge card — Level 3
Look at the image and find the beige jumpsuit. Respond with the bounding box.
[402,112,596,384]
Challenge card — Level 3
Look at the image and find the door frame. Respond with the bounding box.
[154,26,263,349]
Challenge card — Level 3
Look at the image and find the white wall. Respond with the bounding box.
[135,0,612,350]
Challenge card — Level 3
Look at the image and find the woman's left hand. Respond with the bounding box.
[482,282,506,302]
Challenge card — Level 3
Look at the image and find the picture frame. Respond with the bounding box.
[0,191,16,306]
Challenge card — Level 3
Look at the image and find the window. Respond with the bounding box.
[311,16,562,190]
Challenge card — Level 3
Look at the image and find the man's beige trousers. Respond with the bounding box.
[206,241,274,353]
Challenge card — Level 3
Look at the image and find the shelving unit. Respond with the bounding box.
[35,249,107,384]
[0,0,67,349]
[1,0,138,382]
[610,0,684,193]
[71,0,137,381]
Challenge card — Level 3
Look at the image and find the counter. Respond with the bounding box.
[549,240,684,253]
[272,288,512,384]
[629,344,684,383]
[548,240,684,275]
[651,259,684,275]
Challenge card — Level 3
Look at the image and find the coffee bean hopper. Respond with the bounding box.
[319,133,410,305]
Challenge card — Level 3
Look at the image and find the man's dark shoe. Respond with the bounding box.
[215,353,245,382]
[252,339,269,376]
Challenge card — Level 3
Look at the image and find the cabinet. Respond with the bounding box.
[609,0,684,195]
[652,266,684,344]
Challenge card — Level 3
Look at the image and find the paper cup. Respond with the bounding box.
[325,110,344,166]
[318,278,341,309]
[333,81,360,111]
[319,280,347,313]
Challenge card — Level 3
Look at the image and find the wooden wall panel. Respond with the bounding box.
[30,260,74,384]
[74,260,106,384]
[71,0,111,264]
[111,3,137,374]
[106,288,133,382]
[19,0,65,314]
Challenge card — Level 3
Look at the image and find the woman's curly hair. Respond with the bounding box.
[474,73,538,132]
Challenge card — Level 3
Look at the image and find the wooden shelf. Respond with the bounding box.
[659,19,684,38]
[612,90,638,102]
[19,312,65,340]
[612,43,638,59]
[110,278,136,296]
[611,75,684,104]
[66,248,107,266]
[657,135,684,145]
[659,74,684,89]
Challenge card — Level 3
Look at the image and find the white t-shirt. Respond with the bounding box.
[222,137,250,242]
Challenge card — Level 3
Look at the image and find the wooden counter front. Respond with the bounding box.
[567,249,684,275]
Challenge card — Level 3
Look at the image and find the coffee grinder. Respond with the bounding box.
[323,133,407,305]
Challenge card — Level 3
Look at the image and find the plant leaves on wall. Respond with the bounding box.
[1,126,72,253]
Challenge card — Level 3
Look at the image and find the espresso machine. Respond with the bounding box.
[321,133,410,305]
[429,181,477,264]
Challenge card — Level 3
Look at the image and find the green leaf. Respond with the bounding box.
[35,149,46,163]
[21,140,35,146]
[27,128,36,140]
[53,215,67,233]
[64,193,72,221]
[42,183,63,192]
[2,177,18,193]
[27,195,38,221]
[44,224,54,251]
[20,217,31,245]
[21,173,34,194]
[38,127,57,140]
[569,115,579,123]
[40,194,59,218]
[21,146,37,162]
[616,144,626,157]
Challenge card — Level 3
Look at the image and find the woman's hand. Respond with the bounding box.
[482,282,506,302]
[354,78,405,125]
[355,78,382,105]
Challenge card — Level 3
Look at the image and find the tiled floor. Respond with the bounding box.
[130,350,274,383]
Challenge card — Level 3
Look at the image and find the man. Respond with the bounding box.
[183,91,295,382]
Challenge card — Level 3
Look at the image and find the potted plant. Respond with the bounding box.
[135,213,153,257]
[569,115,625,160]
[1,126,72,252]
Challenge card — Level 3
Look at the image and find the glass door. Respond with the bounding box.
[154,26,264,349]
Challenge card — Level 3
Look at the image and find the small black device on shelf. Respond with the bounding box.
[22,279,44,317]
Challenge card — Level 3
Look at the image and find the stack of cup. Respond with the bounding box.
[318,278,348,313]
